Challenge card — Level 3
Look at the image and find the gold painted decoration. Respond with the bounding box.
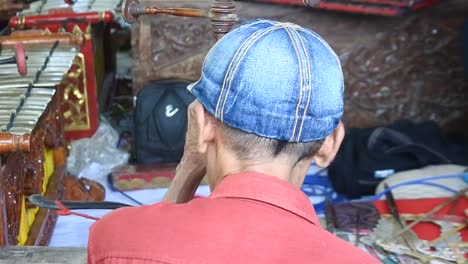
[62,53,91,131]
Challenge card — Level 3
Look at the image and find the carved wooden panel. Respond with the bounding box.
[131,0,214,94]
[342,16,468,128]
[0,185,5,245]
[1,152,26,245]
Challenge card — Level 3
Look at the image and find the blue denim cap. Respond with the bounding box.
[188,19,344,142]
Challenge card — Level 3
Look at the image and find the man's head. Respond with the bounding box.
[186,19,345,188]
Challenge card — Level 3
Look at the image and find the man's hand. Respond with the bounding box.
[163,101,207,203]
[0,0,28,19]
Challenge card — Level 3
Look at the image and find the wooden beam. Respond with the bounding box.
[0,246,86,264]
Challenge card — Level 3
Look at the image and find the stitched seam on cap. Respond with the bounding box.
[220,25,285,121]
[219,25,285,121]
[298,28,343,87]
[215,24,271,119]
[214,20,273,118]
[294,28,313,141]
[206,20,269,75]
[284,27,303,142]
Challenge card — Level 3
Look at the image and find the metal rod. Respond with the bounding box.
[384,184,419,253]
[121,0,237,40]
[28,194,132,210]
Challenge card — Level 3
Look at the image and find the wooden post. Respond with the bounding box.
[0,246,87,264]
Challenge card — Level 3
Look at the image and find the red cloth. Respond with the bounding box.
[88,172,379,264]
[373,197,468,241]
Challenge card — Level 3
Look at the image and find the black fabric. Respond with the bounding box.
[134,79,195,164]
[328,120,468,198]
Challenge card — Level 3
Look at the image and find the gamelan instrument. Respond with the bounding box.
[0,33,79,246]
[9,10,116,140]
[28,0,238,212]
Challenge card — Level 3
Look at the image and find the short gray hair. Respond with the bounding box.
[218,121,324,165]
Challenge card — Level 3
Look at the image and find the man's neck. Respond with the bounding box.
[209,156,308,190]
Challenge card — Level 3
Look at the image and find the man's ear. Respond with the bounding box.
[192,101,216,154]
[313,121,345,168]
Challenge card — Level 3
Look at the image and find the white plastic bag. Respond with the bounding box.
[67,118,129,181]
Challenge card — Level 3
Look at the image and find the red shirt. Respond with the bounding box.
[88,172,379,264]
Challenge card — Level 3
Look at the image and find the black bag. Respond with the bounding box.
[328,120,468,198]
[134,79,195,164]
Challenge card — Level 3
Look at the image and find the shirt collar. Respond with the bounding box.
[209,172,320,226]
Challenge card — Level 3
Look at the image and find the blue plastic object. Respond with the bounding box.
[301,169,347,215]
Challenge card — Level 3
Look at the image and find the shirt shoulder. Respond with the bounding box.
[88,198,380,264]
[88,198,234,263]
